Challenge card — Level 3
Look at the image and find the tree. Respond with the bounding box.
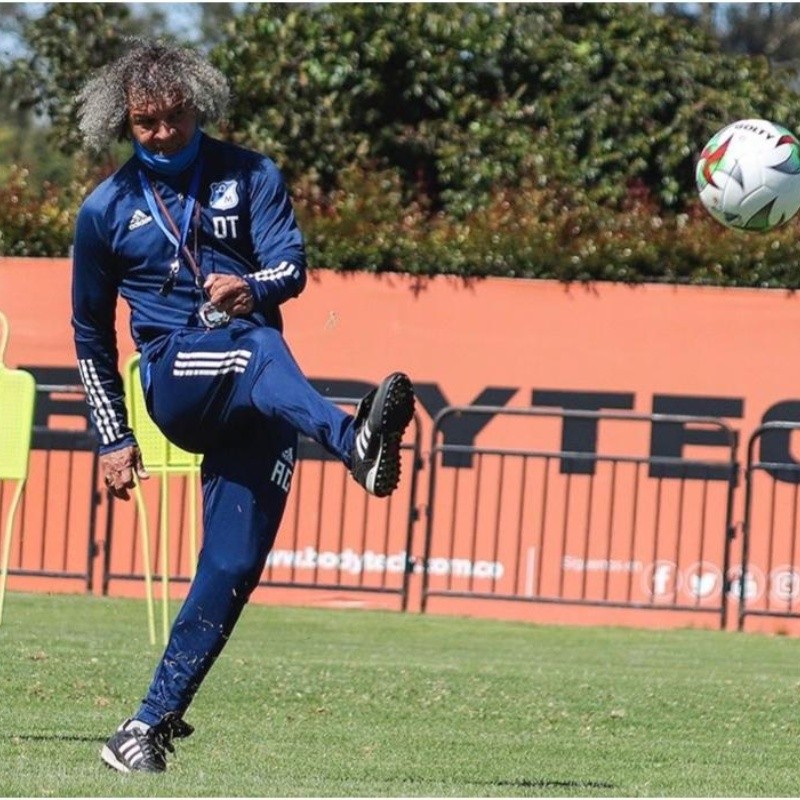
[212,3,800,217]
[0,3,171,156]
[665,3,800,70]
[194,3,243,51]
[213,3,541,215]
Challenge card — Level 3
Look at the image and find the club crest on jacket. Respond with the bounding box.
[209,180,239,211]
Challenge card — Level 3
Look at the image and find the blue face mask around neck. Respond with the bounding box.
[133,127,203,176]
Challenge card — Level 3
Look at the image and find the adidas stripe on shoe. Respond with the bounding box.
[100,714,193,774]
[351,372,414,497]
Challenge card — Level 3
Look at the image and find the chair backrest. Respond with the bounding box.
[0,311,36,481]
[123,354,200,474]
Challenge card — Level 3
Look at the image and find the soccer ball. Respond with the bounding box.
[695,118,800,232]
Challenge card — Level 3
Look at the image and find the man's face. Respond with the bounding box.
[128,95,198,155]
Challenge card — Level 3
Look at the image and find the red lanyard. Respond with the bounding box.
[147,177,203,290]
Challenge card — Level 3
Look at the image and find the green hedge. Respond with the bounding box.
[293,165,800,287]
[4,161,800,288]
[0,167,75,257]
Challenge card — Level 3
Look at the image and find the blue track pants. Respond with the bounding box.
[134,321,356,724]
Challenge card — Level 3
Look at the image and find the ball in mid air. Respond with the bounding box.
[696,118,800,232]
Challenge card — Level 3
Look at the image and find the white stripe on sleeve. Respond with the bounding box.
[78,358,121,445]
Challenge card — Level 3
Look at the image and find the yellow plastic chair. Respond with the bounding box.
[124,354,201,646]
[0,310,37,625]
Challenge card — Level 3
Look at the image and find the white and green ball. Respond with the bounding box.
[696,118,800,232]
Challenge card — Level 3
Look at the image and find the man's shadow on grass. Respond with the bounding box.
[488,778,616,790]
[388,776,617,792]
[4,733,106,743]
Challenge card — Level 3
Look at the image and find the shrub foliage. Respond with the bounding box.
[4,3,800,287]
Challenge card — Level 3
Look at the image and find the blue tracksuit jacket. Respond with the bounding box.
[72,133,307,455]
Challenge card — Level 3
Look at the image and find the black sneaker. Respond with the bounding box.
[100,713,194,773]
[351,372,414,497]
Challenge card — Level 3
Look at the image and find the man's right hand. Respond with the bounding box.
[203,273,254,317]
[100,444,149,500]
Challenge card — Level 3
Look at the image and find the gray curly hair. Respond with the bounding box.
[76,38,230,152]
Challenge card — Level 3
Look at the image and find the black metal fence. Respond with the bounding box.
[421,406,739,627]
[10,377,800,630]
[99,402,423,611]
[739,421,800,629]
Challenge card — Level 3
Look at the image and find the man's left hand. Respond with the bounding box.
[203,274,254,317]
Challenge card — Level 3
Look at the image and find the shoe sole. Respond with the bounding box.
[100,745,132,774]
[366,373,415,497]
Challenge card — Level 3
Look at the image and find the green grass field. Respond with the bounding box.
[1,592,799,797]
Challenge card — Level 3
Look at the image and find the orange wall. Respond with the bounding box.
[3,258,800,633]
[4,258,798,431]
